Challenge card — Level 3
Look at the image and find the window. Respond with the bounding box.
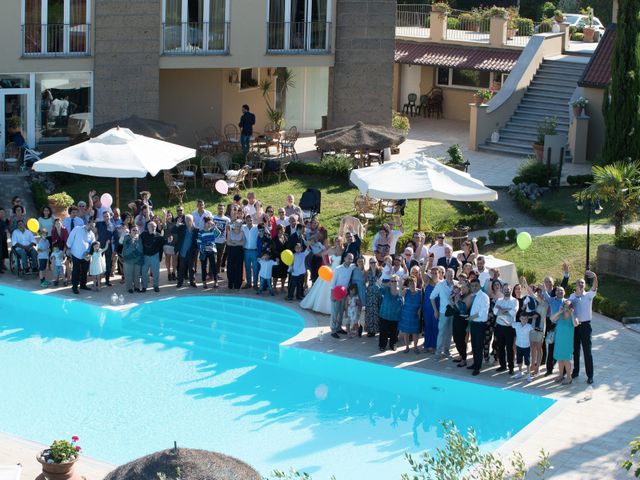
[163,0,229,54]
[239,68,259,90]
[436,67,500,90]
[22,0,90,56]
[267,0,331,52]
[36,72,92,144]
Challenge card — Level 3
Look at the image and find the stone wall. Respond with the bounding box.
[93,0,161,123]
[327,0,396,128]
[596,244,640,282]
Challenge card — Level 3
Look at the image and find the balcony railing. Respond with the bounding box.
[162,22,230,55]
[396,4,431,38]
[22,23,91,56]
[266,21,332,53]
[444,10,491,43]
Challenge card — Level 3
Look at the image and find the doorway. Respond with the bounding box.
[1,90,35,157]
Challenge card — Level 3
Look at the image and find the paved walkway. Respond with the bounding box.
[0,172,36,216]
[470,222,640,239]
[1,274,638,479]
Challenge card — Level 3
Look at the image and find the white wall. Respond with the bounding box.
[285,67,329,132]
[400,64,421,106]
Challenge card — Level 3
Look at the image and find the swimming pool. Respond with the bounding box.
[0,285,553,478]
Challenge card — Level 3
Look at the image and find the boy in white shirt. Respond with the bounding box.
[50,245,67,287]
[513,313,534,381]
[257,252,279,296]
[286,243,309,301]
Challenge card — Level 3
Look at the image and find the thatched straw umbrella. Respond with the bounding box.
[103,448,261,480]
[90,115,177,140]
[315,121,406,153]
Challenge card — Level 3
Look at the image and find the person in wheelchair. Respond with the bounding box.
[10,220,38,273]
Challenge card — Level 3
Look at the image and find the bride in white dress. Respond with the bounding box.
[300,239,343,315]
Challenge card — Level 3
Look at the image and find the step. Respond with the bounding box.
[510,114,569,126]
[499,131,538,142]
[530,78,579,90]
[520,97,571,107]
[535,72,584,83]
[528,86,576,96]
[485,139,535,150]
[516,105,570,116]
[506,120,569,132]
[538,66,586,77]
[525,91,575,102]
[540,62,586,72]
[478,143,533,157]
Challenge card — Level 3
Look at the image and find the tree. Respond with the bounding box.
[575,160,640,236]
[622,435,640,478]
[602,0,640,164]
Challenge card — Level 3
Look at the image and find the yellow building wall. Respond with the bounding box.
[220,68,274,136]
[441,88,475,121]
[583,86,606,162]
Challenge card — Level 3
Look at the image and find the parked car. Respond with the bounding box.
[564,13,606,34]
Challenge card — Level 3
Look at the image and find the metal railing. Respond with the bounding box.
[507,22,536,47]
[444,9,491,43]
[396,4,432,38]
[266,21,332,53]
[162,22,230,55]
[22,23,91,56]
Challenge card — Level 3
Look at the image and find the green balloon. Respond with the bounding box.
[516,232,532,250]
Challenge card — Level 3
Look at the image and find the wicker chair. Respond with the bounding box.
[427,87,444,119]
[245,151,264,188]
[280,126,299,161]
[223,123,241,151]
[200,156,225,189]
[353,195,376,231]
[164,171,187,204]
[225,167,249,193]
[176,161,198,188]
[3,142,20,172]
[269,159,290,182]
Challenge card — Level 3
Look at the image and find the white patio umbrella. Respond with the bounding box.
[33,127,196,207]
[349,155,498,229]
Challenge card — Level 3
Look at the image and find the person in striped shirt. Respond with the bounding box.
[196,217,222,290]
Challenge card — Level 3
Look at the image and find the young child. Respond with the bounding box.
[380,255,393,283]
[345,284,361,338]
[36,229,50,287]
[257,252,278,296]
[50,245,66,287]
[513,312,534,381]
[88,240,110,291]
[286,243,309,301]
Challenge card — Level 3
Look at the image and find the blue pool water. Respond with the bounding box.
[0,285,553,478]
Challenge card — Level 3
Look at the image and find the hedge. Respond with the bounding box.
[32,182,49,211]
[512,190,565,224]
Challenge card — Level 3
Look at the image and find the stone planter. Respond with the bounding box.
[37,454,80,480]
[583,27,596,42]
[48,200,71,220]
[532,143,544,162]
[597,244,640,282]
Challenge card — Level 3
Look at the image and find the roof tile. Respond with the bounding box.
[579,24,616,89]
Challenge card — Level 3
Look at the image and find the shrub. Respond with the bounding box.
[542,1,556,18]
[511,190,566,224]
[513,158,560,186]
[458,12,480,29]
[392,112,411,133]
[288,155,352,180]
[432,1,452,14]
[32,182,49,211]
[566,174,593,186]
[593,293,629,320]
[517,267,537,284]
[614,228,640,251]
[571,32,585,41]
[447,17,461,29]
[489,6,508,17]
[506,228,518,243]
[514,17,535,35]
[488,229,508,244]
[475,236,487,249]
[446,144,466,167]
[47,192,75,209]
[538,18,555,32]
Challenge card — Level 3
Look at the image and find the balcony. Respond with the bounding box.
[22,24,91,57]
[266,21,332,54]
[162,22,230,55]
[396,4,431,39]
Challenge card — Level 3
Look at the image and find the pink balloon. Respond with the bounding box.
[215,180,229,195]
[100,193,113,208]
[331,286,347,301]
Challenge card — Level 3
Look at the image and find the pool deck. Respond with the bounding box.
[1,275,638,479]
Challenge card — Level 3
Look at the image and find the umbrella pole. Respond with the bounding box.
[115,178,120,210]
[133,178,138,200]
[418,198,423,231]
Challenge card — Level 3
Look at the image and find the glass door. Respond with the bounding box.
[1,91,33,157]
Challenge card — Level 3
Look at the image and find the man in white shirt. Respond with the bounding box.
[63,206,84,232]
[569,271,598,384]
[243,191,258,220]
[242,216,259,289]
[284,194,303,219]
[428,233,451,265]
[191,199,213,230]
[430,268,456,358]
[66,219,96,294]
[212,203,230,275]
[10,220,38,272]
[493,283,519,374]
[476,256,491,290]
[329,253,355,338]
[468,278,490,376]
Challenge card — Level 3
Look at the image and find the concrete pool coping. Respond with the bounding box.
[1,277,638,479]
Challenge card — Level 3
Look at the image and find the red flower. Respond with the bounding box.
[72,436,79,442]
[75,446,82,452]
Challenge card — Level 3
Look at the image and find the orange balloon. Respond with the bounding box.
[318,265,333,282]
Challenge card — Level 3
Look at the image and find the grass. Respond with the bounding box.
[522,187,615,226]
[52,172,478,245]
[482,234,640,316]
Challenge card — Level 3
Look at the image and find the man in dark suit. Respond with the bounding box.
[173,214,199,288]
[437,246,460,276]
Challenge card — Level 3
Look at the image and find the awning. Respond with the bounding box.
[579,23,616,89]
[395,40,521,73]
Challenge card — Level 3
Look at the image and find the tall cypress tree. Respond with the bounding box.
[602,0,640,164]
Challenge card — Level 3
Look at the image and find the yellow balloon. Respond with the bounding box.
[27,218,40,233]
[281,249,294,266]
[318,265,334,282]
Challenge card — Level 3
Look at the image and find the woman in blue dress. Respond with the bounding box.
[421,266,440,353]
[551,299,579,385]
[399,275,422,353]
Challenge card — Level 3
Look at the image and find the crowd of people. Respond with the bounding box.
[0,189,599,385]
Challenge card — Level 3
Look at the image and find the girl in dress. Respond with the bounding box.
[345,284,361,338]
[399,275,422,354]
[88,240,110,291]
[364,258,382,336]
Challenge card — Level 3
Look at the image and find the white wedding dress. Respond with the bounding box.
[299,254,341,315]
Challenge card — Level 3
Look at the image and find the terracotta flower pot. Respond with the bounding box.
[507,28,518,40]
[583,27,595,43]
[473,95,484,106]
[532,143,544,162]
[48,200,70,220]
[572,105,582,117]
[37,454,80,480]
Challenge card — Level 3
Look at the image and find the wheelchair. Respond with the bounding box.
[9,247,37,276]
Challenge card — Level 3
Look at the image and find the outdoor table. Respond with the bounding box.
[453,250,518,286]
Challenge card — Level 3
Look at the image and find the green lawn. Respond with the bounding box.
[482,234,640,316]
[521,187,615,226]
[52,172,476,245]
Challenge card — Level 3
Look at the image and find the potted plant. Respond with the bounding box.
[459,12,480,32]
[532,116,558,162]
[391,112,410,154]
[554,9,565,22]
[444,144,469,171]
[48,192,75,219]
[582,7,596,42]
[507,16,519,39]
[488,6,508,18]
[473,88,492,106]
[431,2,451,14]
[571,97,589,117]
[37,436,81,480]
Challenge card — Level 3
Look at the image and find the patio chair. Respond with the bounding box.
[381,199,402,219]
[0,463,22,480]
[176,161,198,188]
[3,142,20,173]
[200,156,225,189]
[427,87,443,119]
[417,94,429,117]
[224,123,241,151]
[245,151,264,188]
[269,159,290,182]
[225,166,249,193]
[339,215,366,239]
[195,130,215,156]
[164,171,187,204]
[366,149,382,166]
[354,195,376,229]
[280,126,299,161]
[402,93,417,117]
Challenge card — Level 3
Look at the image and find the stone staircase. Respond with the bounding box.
[479,58,587,160]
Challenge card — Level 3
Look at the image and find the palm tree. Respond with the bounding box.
[574,160,640,236]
